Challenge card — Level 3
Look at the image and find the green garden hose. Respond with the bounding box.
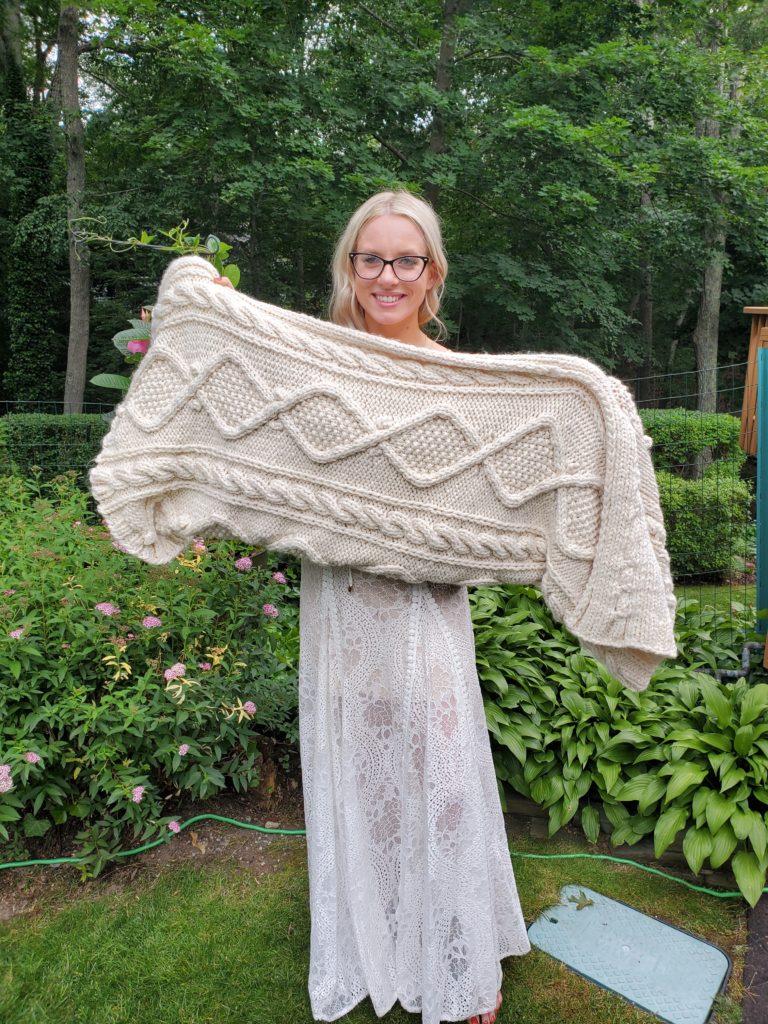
[0,812,760,899]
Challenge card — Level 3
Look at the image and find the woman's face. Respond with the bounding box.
[351,214,437,340]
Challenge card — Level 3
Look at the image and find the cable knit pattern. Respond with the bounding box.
[89,255,677,691]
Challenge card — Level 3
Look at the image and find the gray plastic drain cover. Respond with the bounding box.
[527,884,730,1024]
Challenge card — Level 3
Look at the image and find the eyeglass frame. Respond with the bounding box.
[348,252,431,282]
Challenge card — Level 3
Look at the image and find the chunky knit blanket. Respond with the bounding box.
[90,255,677,691]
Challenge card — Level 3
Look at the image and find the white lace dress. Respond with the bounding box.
[298,557,531,1024]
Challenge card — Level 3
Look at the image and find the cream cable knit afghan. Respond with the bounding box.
[89,255,677,692]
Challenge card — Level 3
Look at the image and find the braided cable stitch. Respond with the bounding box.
[89,255,677,691]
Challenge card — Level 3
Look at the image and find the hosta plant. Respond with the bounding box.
[470,583,768,906]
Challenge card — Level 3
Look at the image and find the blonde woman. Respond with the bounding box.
[216,190,530,1024]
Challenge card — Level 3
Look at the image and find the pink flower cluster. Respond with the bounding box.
[243,701,257,715]
[142,615,162,628]
[168,820,181,833]
[0,764,12,794]
[179,743,190,756]
[126,338,149,355]
[131,785,145,803]
[192,538,206,553]
[262,603,279,618]
[164,663,186,681]
[8,627,24,639]
[271,571,286,584]
[235,556,252,572]
[24,751,41,764]
[95,602,120,616]
[198,662,212,671]
[3,589,16,596]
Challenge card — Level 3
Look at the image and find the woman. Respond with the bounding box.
[216,190,530,1024]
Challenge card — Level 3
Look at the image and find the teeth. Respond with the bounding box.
[376,296,402,303]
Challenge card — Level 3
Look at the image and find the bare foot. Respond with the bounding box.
[467,989,502,1024]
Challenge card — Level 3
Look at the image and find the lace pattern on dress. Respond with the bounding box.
[298,558,530,1023]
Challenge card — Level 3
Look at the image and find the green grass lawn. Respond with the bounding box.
[0,828,747,1024]
[674,581,756,615]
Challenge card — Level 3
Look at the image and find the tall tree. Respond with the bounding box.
[58,4,89,414]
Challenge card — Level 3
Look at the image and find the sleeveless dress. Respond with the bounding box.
[298,557,531,1024]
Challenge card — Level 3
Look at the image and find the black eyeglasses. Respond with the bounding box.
[349,252,431,282]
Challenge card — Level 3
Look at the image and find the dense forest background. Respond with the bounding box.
[1,0,767,411]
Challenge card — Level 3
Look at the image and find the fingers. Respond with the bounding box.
[212,276,234,289]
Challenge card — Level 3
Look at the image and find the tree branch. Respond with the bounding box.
[356,4,418,49]
[372,133,409,165]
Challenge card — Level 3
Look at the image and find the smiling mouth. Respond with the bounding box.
[373,294,405,305]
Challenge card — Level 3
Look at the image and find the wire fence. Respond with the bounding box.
[0,361,759,631]
[622,362,756,629]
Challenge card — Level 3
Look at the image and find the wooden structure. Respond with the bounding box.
[739,307,768,456]
[741,309,768,668]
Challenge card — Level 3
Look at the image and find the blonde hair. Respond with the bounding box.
[328,190,448,341]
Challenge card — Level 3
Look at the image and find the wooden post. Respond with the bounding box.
[739,307,768,456]
[741,309,768,667]
[758,348,768,668]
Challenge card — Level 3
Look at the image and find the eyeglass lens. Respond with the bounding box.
[353,255,426,281]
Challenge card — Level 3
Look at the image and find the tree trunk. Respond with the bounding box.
[637,191,654,404]
[692,217,726,418]
[59,5,89,415]
[424,0,471,210]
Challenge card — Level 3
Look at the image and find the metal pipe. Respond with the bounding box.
[713,641,764,680]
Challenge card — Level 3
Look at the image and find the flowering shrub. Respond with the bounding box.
[0,470,299,878]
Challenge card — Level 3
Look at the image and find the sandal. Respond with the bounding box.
[467,989,503,1024]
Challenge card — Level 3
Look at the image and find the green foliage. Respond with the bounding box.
[638,408,753,580]
[656,467,752,579]
[471,582,768,905]
[0,472,299,878]
[640,408,747,477]
[3,194,69,403]
[3,413,110,485]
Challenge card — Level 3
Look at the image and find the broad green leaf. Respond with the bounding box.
[654,806,688,858]
[666,728,709,753]
[597,759,621,792]
[740,684,768,727]
[222,264,241,287]
[638,776,668,815]
[610,821,638,846]
[731,807,753,840]
[90,373,131,391]
[709,822,738,869]
[479,666,508,696]
[721,766,746,792]
[682,825,713,875]
[585,802,606,843]
[698,733,731,752]
[530,776,553,806]
[698,679,733,730]
[665,762,708,803]
[615,774,666,813]
[732,850,767,907]
[548,799,565,837]
[705,790,736,834]
[112,326,150,344]
[749,817,768,861]
[499,725,527,765]
[734,726,755,756]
